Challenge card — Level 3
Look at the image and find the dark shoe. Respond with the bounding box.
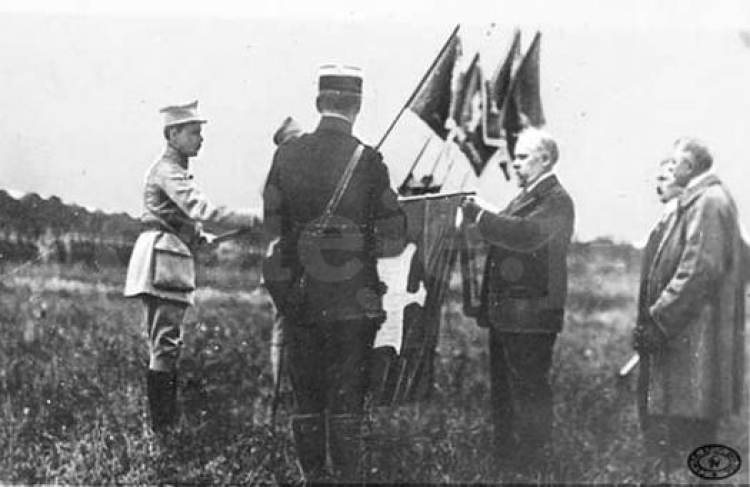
[291,413,327,483]
[328,413,364,483]
[147,370,178,435]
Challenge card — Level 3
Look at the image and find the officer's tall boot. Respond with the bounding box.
[291,413,327,484]
[147,370,178,436]
[328,413,364,484]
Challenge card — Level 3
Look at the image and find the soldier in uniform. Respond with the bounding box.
[461,128,575,475]
[124,101,257,435]
[263,65,406,483]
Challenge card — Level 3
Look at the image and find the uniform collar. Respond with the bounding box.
[163,145,189,169]
[316,115,354,135]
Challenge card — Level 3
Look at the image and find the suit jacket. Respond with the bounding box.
[644,174,745,419]
[477,174,575,333]
[124,146,256,304]
[263,116,406,324]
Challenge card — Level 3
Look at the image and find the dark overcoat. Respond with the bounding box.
[263,116,406,324]
[644,174,745,419]
[476,174,575,333]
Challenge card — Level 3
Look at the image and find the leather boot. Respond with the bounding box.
[147,370,178,436]
[291,413,327,483]
[328,413,364,483]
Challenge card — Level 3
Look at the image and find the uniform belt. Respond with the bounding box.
[141,221,174,233]
[140,221,194,247]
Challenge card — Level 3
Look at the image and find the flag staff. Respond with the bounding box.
[375,24,460,151]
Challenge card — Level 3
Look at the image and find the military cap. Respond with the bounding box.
[159,100,207,128]
[318,64,363,95]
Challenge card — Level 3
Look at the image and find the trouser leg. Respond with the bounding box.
[325,319,376,483]
[287,323,327,481]
[290,413,327,482]
[489,329,516,459]
[142,296,186,434]
[489,332,557,469]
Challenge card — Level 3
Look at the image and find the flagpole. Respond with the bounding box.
[375,24,460,151]
[398,135,433,193]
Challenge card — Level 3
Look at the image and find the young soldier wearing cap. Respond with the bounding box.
[124,101,258,436]
[263,66,406,483]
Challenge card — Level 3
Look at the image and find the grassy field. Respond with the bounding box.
[0,255,747,485]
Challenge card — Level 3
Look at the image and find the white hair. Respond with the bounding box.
[519,127,559,165]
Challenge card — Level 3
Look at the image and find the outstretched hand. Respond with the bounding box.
[200,232,218,247]
[460,198,482,224]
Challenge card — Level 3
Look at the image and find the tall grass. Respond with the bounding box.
[0,260,747,485]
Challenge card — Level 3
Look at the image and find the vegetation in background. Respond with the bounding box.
[0,249,747,484]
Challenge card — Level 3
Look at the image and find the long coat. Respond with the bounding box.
[476,174,575,333]
[644,173,745,419]
[124,146,257,304]
[263,116,406,324]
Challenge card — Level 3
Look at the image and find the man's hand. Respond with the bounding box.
[199,231,218,247]
[460,198,483,224]
[632,323,667,353]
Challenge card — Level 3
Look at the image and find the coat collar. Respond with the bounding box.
[316,115,354,135]
[678,173,721,210]
[647,173,722,286]
[507,174,561,214]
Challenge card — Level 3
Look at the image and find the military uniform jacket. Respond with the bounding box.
[644,174,745,419]
[477,174,575,333]
[263,116,406,324]
[124,146,256,304]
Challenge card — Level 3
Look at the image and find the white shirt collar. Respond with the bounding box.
[320,111,353,123]
[663,198,679,216]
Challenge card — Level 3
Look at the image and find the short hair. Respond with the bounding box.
[316,91,361,116]
[674,137,713,173]
[519,127,559,165]
[163,124,185,141]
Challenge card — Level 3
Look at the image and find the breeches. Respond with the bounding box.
[287,319,377,415]
[141,295,188,372]
[489,331,557,454]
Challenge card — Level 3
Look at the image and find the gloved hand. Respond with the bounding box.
[199,231,218,247]
[632,323,667,353]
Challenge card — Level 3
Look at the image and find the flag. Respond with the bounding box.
[504,31,545,157]
[409,28,462,139]
[451,54,496,176]
[484,29,521,143]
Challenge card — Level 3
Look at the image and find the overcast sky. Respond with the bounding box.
[0,1,748,243]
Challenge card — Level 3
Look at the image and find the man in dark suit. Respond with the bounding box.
[461,128,575,473]
[263,65,406,483]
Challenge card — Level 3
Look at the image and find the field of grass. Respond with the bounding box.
[0,256,747,485]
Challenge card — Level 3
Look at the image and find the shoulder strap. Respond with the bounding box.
[320,143,365,223]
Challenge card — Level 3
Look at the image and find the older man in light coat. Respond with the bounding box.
[633,137,746,474]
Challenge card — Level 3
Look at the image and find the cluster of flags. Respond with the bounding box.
[408,25,546,180]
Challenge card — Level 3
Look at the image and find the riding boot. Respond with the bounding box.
[328,413,364,484]
[291,413,327,483]
[147,370,178,436]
